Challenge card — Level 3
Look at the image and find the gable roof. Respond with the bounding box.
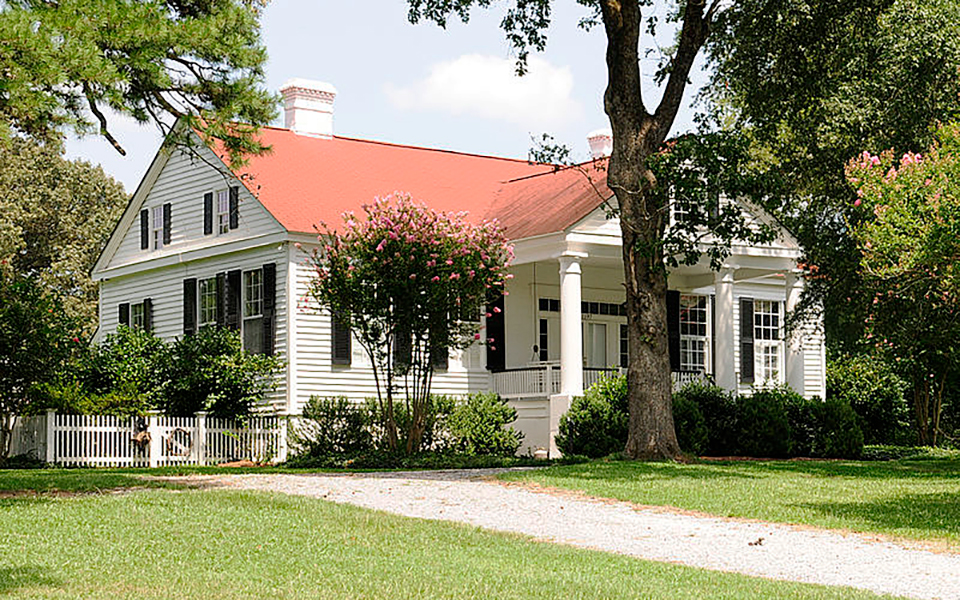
[222,127,621,241]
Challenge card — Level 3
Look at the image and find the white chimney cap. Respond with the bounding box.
[279,78,337,138]
[587,128,613,159]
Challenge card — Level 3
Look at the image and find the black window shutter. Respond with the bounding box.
[429,328,448,372]
[139,209,149,250]
[215,272,226,327]
[119,303,130,327]
[142,298,153,332]
[183,278,197,336]
[228,186,239,230]
[394,326,412,372]
[261,263,276,356]
[162,203,172,245]
[740,297,755,384]
[203,192,214,235]
[666,290,681,372]
[331,312,352,365]
[485,293,505,371]
[226,269,241,331]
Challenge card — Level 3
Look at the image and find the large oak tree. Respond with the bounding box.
[406,0,725,459]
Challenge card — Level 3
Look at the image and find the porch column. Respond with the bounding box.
[558,254,584,396]
[714,267,737,392]
[784,269,806,396]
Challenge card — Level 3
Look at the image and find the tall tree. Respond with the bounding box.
[406,0,727,459]
[0,0,276,166]
[0,138,127,335]
[705,0,960,351]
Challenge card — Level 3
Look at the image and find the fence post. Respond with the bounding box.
[147,411,161,468]
[45,410,56,465]
[277,416,289,463]
[194,411,207,466]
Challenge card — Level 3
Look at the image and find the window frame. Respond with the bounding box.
[217,190,231,235]
[241,268,263,353]
[753,299,783,384]
[198,277,218,329]
[131,302,145,329]
[151,205,164,250]
[679,294,709,373]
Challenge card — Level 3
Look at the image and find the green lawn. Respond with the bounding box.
[499,458,960,548]
[0,477,897,599]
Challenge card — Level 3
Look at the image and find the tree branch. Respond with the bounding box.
[82,84,126,156]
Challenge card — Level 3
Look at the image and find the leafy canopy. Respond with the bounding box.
[0,0,276,166]
[0,138,127,335]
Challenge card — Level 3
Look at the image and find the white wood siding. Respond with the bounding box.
[105,144,283,271]
[99,244,290,411]
[288,244,490,412]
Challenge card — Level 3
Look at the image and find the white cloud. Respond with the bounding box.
[385,54,580,129]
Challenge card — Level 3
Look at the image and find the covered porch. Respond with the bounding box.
[489,218,814,456]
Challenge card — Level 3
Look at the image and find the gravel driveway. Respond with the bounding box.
[190,469,960,600]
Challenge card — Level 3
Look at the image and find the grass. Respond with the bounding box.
[0,484,899,599]
[499,457,960,548]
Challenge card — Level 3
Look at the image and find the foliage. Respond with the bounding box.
[734,392,793,458]
[0,270,80,457]
[290,397,373,458]
[307,193,512,453]
[34,326,278,419]
[555,375,628,458]
[646,131,780,271]
[671,395,708,456]
[0,138,127,335]
[706,0,960,352]
[675,382,737,456]
[157,327,280,418]
[813,399,863,459]
[447,393,522,457]
[846,123,960,445]
[0,0,276,166]
[828,354,912,445]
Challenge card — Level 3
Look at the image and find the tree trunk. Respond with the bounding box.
[600,0,712,460]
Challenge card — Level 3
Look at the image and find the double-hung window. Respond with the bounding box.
[131,303,146,329]
[198,277,218,329]
[217,190,231,235]
[679,294,708,372]
[152,206,164,250]
[754,300,782,383]
[243,268,263,353]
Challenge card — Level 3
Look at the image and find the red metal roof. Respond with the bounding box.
[227,127,610,239]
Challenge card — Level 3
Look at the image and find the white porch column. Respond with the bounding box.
[714,267,737,392]
[558,254,584,396]
[784,269,806,396]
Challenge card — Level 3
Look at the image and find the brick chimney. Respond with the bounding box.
[279,78,337,137]
[587,128,613,159]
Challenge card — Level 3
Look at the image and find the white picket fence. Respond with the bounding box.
[9,411,287,467]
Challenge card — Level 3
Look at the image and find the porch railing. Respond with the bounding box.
[491,365,710,399]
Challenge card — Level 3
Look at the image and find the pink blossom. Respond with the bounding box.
[409,274,416,279]
[432,276,440,282]
[449,272,460,280]
[493,306,501,313]
[854,198,861,207]
[474,333,481,340]
[376,239,386,252]
[445,259,454,266]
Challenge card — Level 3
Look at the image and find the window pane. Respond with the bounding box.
[199,278,218,326]
[244,269,262,318]
[218,190,230,234]
[243,317,262,354]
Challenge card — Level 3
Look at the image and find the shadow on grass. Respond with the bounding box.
[546,461,762,481]
[797,491,960,536]
[0,566,62,594]
[738,459,960,480]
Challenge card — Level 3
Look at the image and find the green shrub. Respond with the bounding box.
[736,391,793,458]
[555,374,628,458]
[81,326,167,409]
[447,393,522,457]
[812,399,864,458]
[366,395,456,453]
[676,382,737,456]
[781,391,818,458]
[291,396,373,458]
[157,327,280,419]
[827,354,911,445]
[672,395,708,455]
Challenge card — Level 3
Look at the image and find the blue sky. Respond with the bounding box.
[65,1,709,192]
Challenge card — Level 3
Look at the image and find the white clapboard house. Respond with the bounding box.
[92,79,825,455]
